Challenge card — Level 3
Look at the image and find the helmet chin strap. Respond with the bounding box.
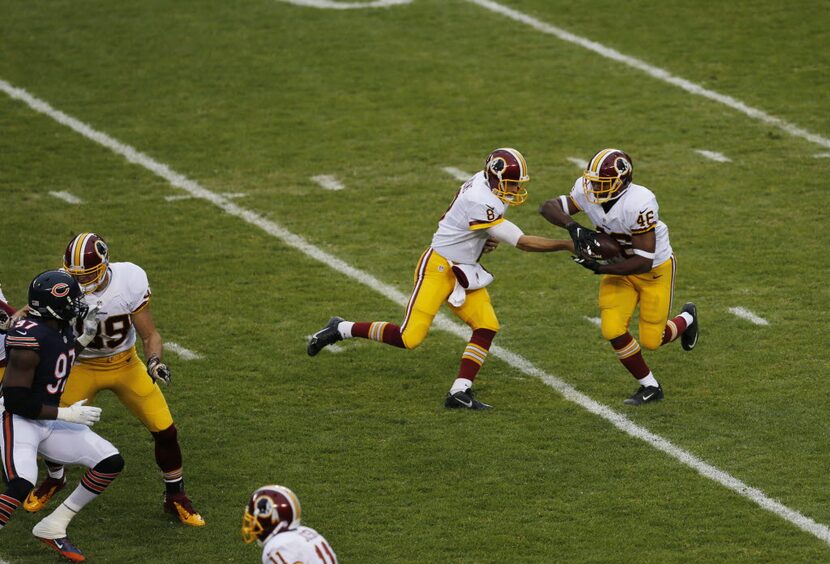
[81,268,111,294]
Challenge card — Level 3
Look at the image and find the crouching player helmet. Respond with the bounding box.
[242,485,302,545]
[28,270,88,322]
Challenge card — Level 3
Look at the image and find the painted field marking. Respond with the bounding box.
[466,0,830,150]
[583,316,601,327]
[442,166,472,182]
[815,152,830,158]
[278,0,411,8]
[311,175,345,191]
[728,307,770,326]
[695,149,731,163]
[567,157,588,169]
[4,79,828,546]
[164,342,204,360]
[49,190,82,204]
[166,191,246,202]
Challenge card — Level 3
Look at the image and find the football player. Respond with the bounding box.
[23,233,205,527]
[1,270,124,562]
[242,485,337,564]
[308,148,573,409]
[0,284,15,382]
[539,148,699,405]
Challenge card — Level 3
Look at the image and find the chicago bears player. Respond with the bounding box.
[1,270,123,563]
[242,485,337,564]
[24,233,205,527]
[540,148,699,405]
[308,148,573,409]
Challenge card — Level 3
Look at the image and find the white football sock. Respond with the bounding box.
[32,503,76,539]
[680,311,694,325]
[638,373,659,388]
[449,378,472,395]
[337,321,354,339]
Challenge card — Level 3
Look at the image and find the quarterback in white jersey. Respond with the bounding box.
[307,148,573,409]
[540,148,699,406]
[23,233,205,528]
[243,485,338,564]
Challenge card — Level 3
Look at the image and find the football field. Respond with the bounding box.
[1,1,829,562]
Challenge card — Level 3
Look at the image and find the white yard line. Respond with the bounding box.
[311,174,345,191]
[164,342,204,360]
[815,152,830,158]
[466,0,830,150]
[3,79,827,545]
[695,149,731,163]
[442,166,472,182]
[165,191,246,202]
[583,316,601,327]
[728,307,770,326]
[278,0,412,8]
[48,190,83,204]
[567,157,588,169]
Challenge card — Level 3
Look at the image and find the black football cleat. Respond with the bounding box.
[680,302,698,351]
[307,316,344,357]
[624,385,664,406]
[444,389,492,410]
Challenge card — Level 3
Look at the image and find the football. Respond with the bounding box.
[586,232,624,262]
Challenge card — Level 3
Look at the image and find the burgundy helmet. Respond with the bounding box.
[63,233,110,293]
[484,148,529,206]
[582,148,633,203]
[241,485,302,545]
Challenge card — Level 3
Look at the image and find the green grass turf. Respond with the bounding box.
[0,0,828,561]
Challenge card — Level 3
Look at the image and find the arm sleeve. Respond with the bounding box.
[486,219,524,246]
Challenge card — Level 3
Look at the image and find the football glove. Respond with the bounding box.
[57,399,102,427]
[147,355,172,386]
[0,310,10,332]
[76,302,102,347]
[572,255,603,274]
[566,221,600,257]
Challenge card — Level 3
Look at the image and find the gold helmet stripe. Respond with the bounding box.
[501,147,529,180]
[588,148,614,173]
[71,233,92,268]
[282,487,303,523]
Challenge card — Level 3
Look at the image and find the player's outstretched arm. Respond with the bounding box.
[516,236,574,253]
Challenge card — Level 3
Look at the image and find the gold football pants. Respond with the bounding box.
[599,256,676,350]
[400,248,500,349]
[61,346,174,433]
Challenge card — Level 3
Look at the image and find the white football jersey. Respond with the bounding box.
[261,526,337,564]
[78,262,151,359]
[431,171,508,264]
[569,179,673,267]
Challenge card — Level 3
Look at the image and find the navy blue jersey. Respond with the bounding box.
[3,317,77,407]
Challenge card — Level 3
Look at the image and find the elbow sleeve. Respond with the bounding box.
[486,220,524,247]
[3,387,44,419]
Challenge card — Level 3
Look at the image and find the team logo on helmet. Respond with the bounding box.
[50,283,70,298]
